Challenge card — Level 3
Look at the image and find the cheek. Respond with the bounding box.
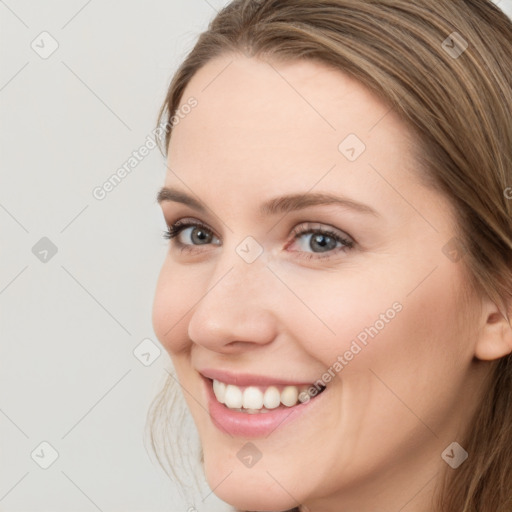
[325,259,471,428]
[283,257,468,387]
[276,264,402,366]
[152,260,197,354]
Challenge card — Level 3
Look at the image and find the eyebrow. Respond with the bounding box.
[156,187,380,218]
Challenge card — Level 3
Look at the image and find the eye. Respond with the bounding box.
[163,219,220,247]
[163,219,354,259]
[286,223,354,258]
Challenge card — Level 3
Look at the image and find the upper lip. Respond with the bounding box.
[198,368,318,387]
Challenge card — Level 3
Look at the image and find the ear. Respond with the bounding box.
[474,296,512,361]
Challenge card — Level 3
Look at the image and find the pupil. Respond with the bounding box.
[311,234,336,252]
[192,228,211,244]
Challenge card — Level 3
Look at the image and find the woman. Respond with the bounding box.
[149,1,512,511]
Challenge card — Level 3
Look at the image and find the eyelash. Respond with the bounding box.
[162,219,355,260]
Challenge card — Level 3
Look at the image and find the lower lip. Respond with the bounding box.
[202,376,326,438]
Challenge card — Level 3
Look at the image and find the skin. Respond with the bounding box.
[152,54,512,512]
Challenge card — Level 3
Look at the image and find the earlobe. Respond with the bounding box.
[474,301,512,361]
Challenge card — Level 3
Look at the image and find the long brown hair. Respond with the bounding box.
[149,1,512,510]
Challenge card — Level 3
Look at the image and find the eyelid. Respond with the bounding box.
[165,217,220,241]
[290,222,354,243]
[164,215,353,240]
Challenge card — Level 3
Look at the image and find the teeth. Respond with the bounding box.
[213,379,226,402]
[224,384,243,409]
[243,386,264,409]
[263,386,281,409]
[212,379,321,411]
[281,386,299,407]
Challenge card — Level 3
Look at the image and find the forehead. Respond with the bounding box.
[165,54,422,210]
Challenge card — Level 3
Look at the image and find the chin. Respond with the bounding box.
[202,450,302,511]
[210,481,297,512]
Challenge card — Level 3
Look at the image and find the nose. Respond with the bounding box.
[187,259,279,354]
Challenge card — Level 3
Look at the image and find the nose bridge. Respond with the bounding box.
[187,249,277,349]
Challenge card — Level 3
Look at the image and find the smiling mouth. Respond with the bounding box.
[210,378,326,414]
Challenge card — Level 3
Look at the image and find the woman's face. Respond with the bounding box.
[152,55,488,512]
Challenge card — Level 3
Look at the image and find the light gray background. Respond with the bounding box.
[1,1,511,511]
